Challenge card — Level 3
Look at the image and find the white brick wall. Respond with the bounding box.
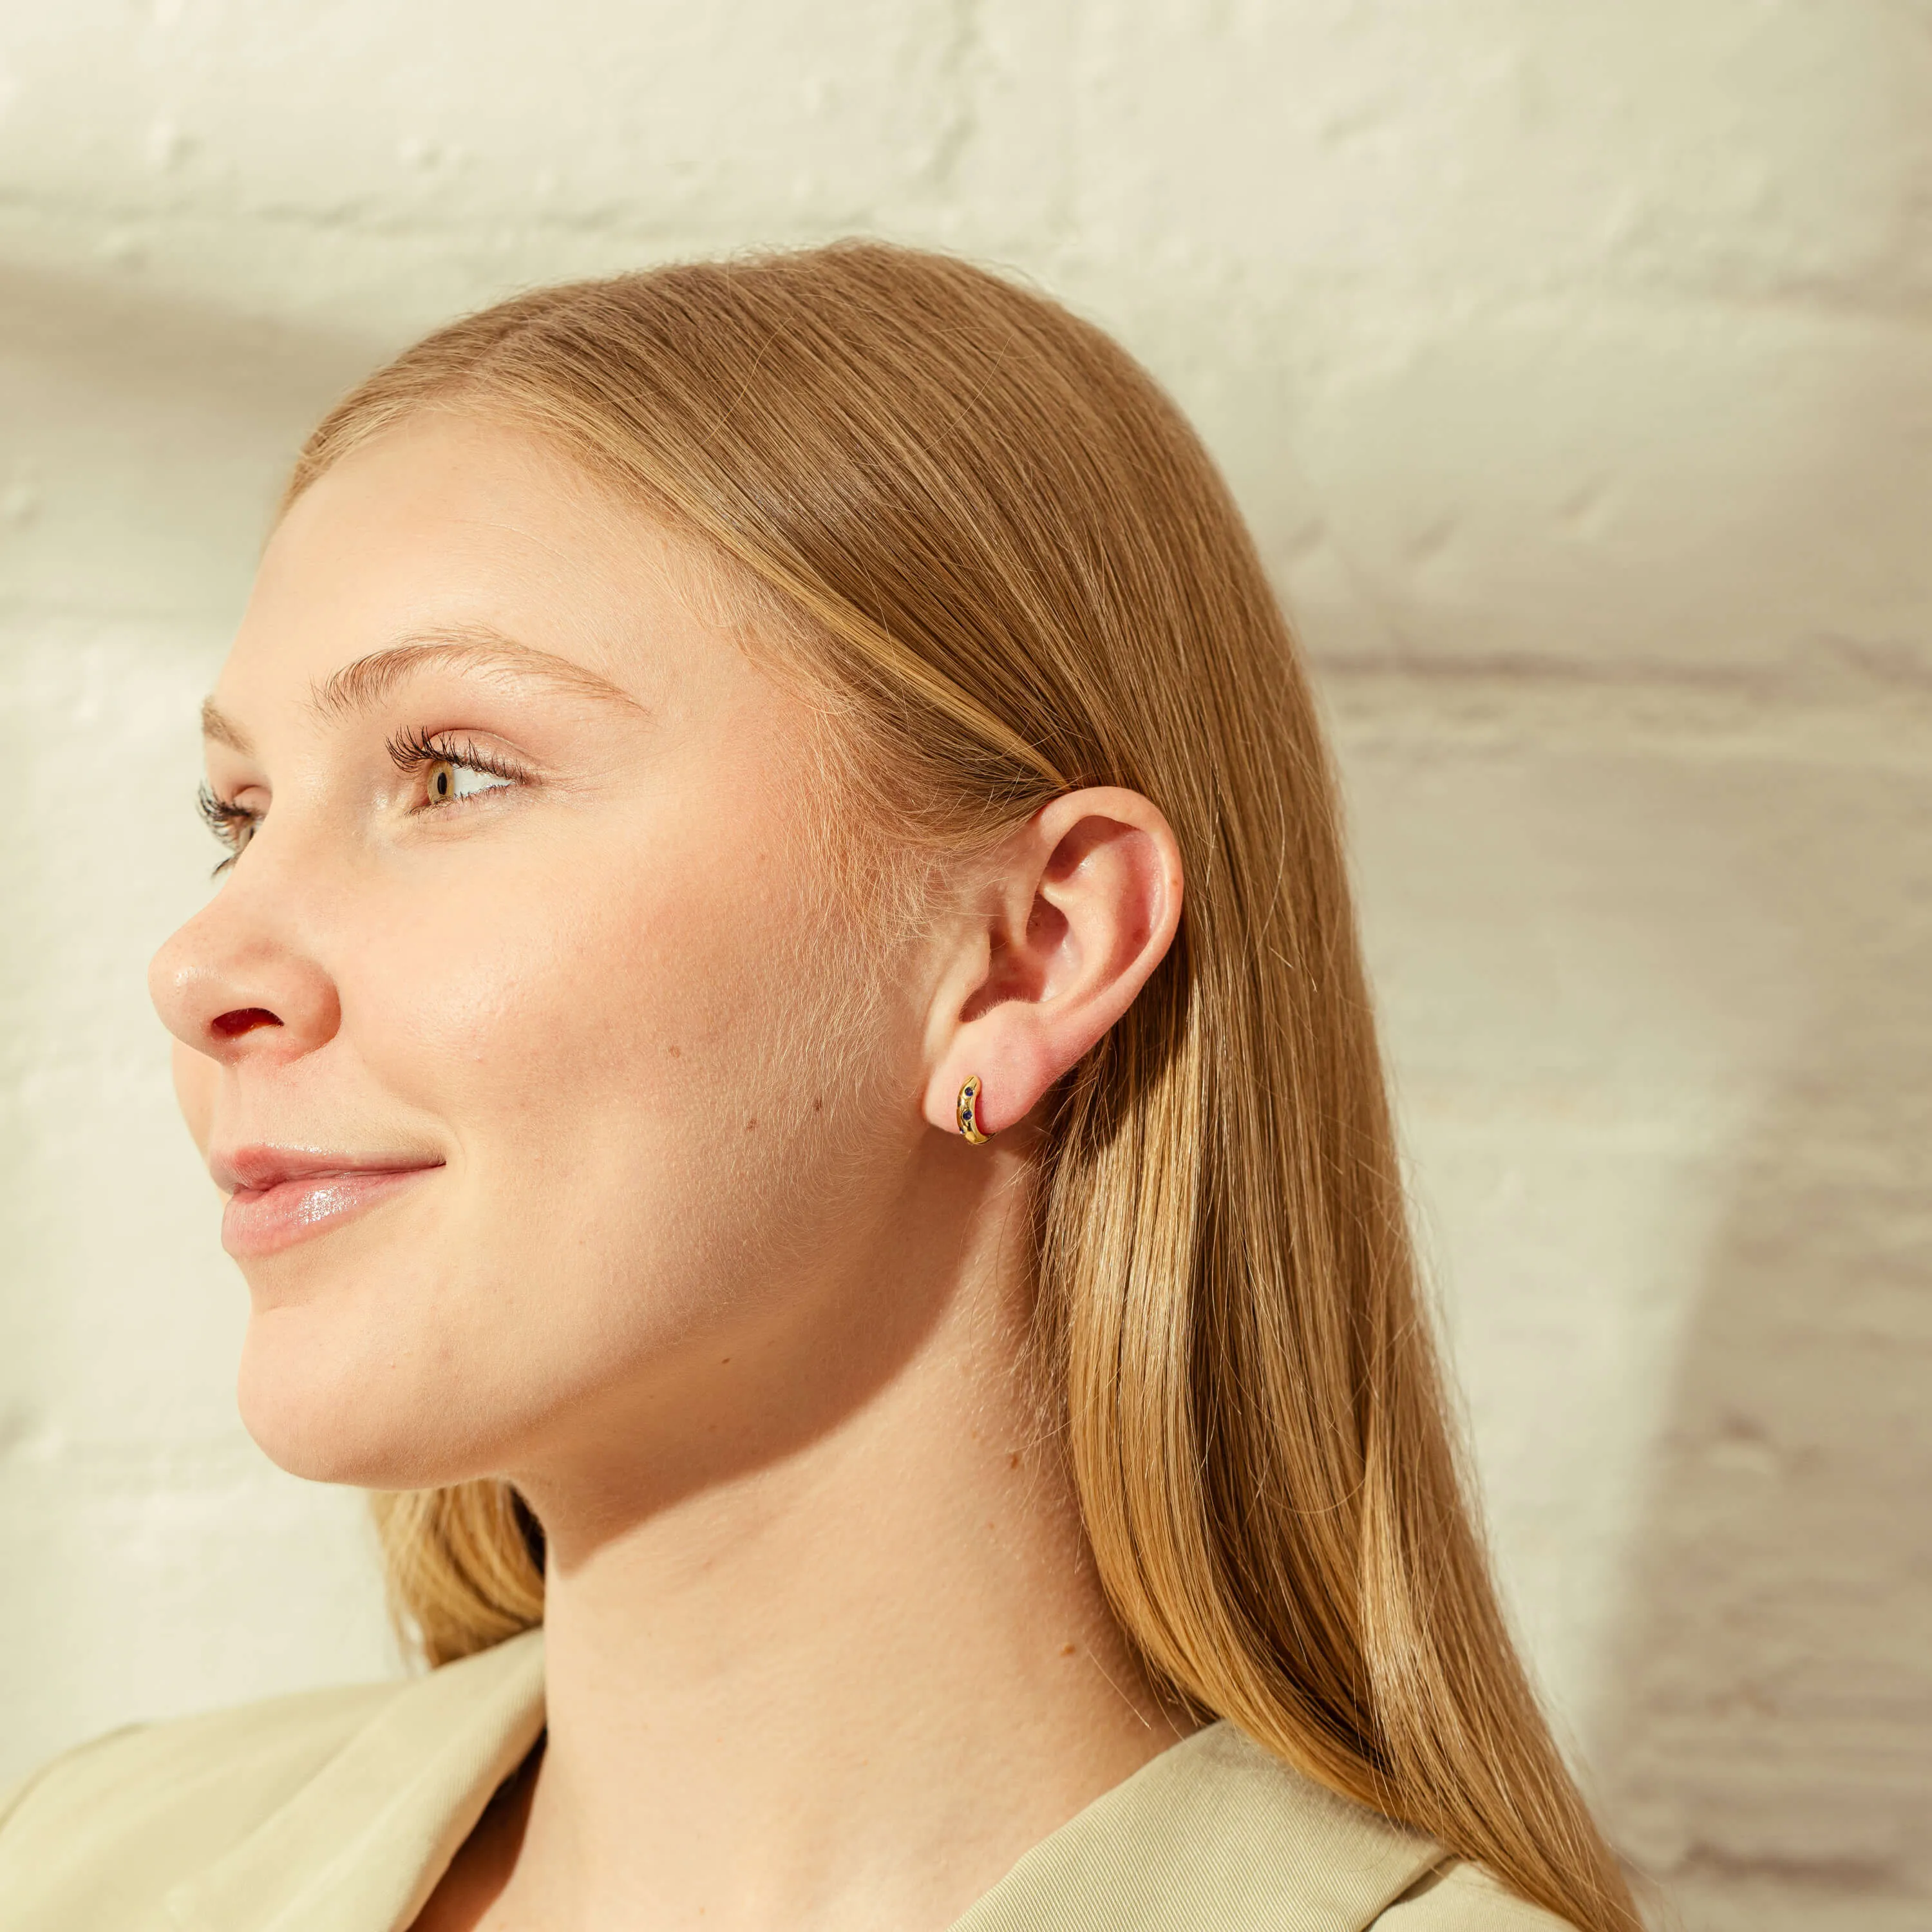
[2,5,1926,1925]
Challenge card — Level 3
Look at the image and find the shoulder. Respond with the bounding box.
[0,1676,406,1925]
[1374,1858,1578,1931]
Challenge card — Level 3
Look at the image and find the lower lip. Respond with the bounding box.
[222,1167,438,1258]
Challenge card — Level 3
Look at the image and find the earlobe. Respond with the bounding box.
[924,787,1182,1142]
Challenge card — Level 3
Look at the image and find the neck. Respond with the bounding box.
[497,1154,1191,1932]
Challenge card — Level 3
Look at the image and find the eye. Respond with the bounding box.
[198,783,260,876]
[385,727,528,808]
[424,756,515,806]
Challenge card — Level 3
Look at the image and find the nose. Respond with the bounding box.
[149,870,341,1066]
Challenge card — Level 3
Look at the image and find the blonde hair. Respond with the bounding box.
[290,242,1637,1931]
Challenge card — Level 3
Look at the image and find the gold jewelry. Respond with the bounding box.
[956,1074,990,1144]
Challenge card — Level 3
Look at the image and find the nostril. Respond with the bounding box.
[211,1007,283,1039]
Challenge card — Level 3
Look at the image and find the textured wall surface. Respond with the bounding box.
[1,4,1927,1926]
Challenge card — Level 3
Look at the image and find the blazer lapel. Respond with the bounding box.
[949,1724,1443,1932]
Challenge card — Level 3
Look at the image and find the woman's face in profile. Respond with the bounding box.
[150,414,938,1497]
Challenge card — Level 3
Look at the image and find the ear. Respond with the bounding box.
[922,787,1184,1140]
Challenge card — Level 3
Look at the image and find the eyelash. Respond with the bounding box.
[382,724,526,788]
[197,787,257,877]
[196,730,529,877]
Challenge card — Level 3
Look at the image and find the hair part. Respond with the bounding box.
[306,241,1638,1931]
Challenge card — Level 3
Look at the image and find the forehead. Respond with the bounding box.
[224,412,732,711]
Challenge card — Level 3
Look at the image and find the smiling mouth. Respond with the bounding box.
[214,1148,443,1260]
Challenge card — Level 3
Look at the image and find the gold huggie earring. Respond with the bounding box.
[956,1075,991,1144]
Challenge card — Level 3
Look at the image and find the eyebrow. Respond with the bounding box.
[200,626,646,754]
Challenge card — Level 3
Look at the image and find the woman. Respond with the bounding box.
[0,243,1638,1931]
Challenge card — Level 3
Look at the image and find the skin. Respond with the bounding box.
[149,412,1191,1932]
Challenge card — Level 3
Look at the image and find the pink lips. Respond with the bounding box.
[214,1146,442,1258]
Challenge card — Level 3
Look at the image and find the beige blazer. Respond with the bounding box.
[0,1631,1567,1931]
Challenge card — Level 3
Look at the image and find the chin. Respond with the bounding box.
[236,1300,485,1491]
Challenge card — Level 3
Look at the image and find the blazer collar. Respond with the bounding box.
[162,1633,1438,1932]
[954,1722,1441,1932]
[162,1631,546,1932]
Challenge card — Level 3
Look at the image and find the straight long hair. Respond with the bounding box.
[290,242,1637,1932]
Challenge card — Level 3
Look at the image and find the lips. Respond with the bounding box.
[214,1146,443,1258]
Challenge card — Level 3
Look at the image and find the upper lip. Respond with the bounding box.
[211,1145,445,1195]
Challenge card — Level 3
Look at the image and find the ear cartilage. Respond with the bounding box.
[956,1075,991,1144]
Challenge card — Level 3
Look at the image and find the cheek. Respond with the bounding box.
[352,828,794,1137]
[341,812,906,1319]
